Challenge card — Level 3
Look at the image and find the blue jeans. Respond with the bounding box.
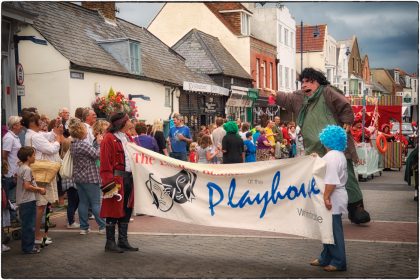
[66,187,79,225]
[75,183,105,230]
[170,152,187,161]
[19,200,36,253]
[3,176,17,221]
[318,214,347,270]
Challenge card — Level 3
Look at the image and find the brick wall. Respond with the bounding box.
[250,37,277,91]
[82,2,115,21]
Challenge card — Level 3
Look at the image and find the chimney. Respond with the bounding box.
[82,1,116,21]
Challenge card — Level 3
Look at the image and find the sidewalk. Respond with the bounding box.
[2,166,418,278]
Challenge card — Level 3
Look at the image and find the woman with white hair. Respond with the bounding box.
[151,119,168,156]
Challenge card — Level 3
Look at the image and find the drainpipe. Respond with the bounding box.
[170,87,176,116]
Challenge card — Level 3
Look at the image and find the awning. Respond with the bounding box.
[230,85,248,96]
[226,97,252,108]
[183,81,229,96]
[247,88,259,99]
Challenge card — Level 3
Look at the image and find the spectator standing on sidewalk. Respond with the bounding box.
[243,132,256,163]
[211,117,226,164]
[270,67,370,224]
[58,107,70,138]
[82,108,97,145]
[68,118,105,235]
[100,112,138,253]
[222,121,244,164]
[151,119,168,156]
[168,114,192,161]
[16,146,46,254]
[23,112,63,246]
[272,116,284,145]
[310,125,348,272]
[2,116,23,224]
[134,123,159,152]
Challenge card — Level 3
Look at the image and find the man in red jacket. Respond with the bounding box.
[100,112,138,253]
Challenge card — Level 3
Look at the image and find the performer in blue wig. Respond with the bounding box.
[311,125,348,272]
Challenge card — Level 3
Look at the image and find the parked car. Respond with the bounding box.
[391,122,417,147]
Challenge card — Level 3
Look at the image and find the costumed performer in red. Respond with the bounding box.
[100,112,138,253]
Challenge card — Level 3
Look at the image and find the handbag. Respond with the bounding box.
[31,160,61,184]
[29,135,61,184]
[59,149,73,179]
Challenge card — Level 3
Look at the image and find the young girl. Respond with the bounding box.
[197,135,219,164]
[243,132,256,162]
[16,147,46,254]
[310,125,348,272]
[188,142,198,163]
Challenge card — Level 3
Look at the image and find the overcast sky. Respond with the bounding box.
[116,1,419,74]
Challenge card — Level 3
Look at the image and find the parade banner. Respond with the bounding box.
[127,143,334,244]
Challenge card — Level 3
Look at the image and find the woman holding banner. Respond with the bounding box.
[99,112,138,253]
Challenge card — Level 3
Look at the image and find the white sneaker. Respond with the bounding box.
[98,228,106,235]
[80,229,90,235]
[35,238,52,245]
[67,222,80,229]
[2,244,10,252]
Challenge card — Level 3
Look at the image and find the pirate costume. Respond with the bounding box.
[100,113,138,253]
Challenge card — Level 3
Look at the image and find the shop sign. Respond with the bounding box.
[204,98,216,113]
[183,81,229,96]
[226,97,252,108]
[16,63,24,85]
[17,85,25,96]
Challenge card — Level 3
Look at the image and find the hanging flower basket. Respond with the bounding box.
[92,87,138,119]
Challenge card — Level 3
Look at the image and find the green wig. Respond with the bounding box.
[223,121,239,134]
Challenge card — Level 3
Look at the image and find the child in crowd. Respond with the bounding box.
[189,142,198,163]
[310,125,348,272]
[243,132,256,162]
[16,146,46,254]
[197,135,219,164]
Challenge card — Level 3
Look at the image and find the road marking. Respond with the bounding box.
[49,229,418,245]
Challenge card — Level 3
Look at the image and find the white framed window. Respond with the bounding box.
[278,64,283,89]
[164,87,171,107]
[269,63,273,89]
[241,12,250,35]
[278,24,282,43]
[291,70,294,90]
[129,42,140,74]
[285,67,289,88]
[256,58,260,88]
[284,29,289,46]
[290,31,294,48]
[262,62,266,88]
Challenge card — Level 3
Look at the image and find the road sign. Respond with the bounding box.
[16,63,24,85]
[17,85,25,96]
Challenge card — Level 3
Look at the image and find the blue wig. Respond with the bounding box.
[319,125,347,152]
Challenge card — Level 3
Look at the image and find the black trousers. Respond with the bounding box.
[106,175,133,225]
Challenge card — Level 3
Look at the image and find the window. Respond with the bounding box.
[256,58,260,88]
[327,69,332,82]
[262,62,266,88]
[130,42,140,74]
[344,81,347,94]
[285,67,289,88]
[291,70,294,90]
[278,24,282,43]
[241,12,250,35]
[284,29,289,46]
[165,87,171,107]
[278,64,283,89]
[269,63,273,89]
[290,31,294,48]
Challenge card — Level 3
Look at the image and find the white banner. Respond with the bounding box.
[127,143,334,244]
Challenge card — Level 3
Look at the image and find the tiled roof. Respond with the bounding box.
[19,2,216,87]
[296,24,326,53]
[172,29,251,80]
[204,3,250,36]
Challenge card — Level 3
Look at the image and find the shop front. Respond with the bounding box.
[225,86,254,123]
[180,81,229,140]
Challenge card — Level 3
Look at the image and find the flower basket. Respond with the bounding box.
[92,87,138,119]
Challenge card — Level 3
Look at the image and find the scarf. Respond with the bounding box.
[297,86,324,128]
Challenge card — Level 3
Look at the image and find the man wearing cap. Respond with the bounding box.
[99,112,138,253]
[269,67,370,225]
[168,114,192,161]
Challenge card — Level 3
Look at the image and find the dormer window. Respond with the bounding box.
[241,12,250,35]
[97,38,142,75]
[130,41,140,74]
[394,70,400,84]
